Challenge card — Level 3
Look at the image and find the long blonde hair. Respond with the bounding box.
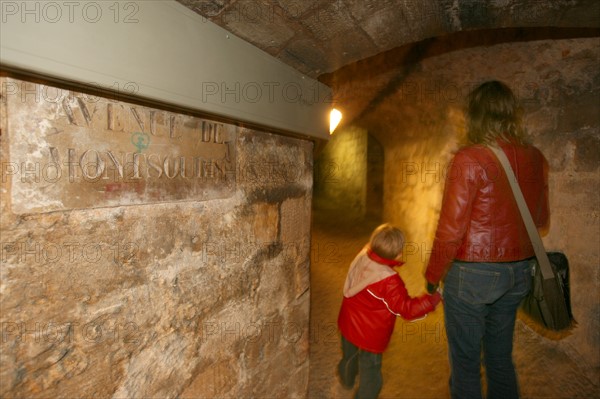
[466,80,526,145]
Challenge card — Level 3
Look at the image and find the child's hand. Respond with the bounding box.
[426,281,438,294]
[430,291,442,307]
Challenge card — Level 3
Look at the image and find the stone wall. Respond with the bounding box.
[366,135,384,220]
[314,126,368,219]
[379,38,599,376]
[0,77,313,398]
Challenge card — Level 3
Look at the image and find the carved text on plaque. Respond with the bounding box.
[3,78,237,213]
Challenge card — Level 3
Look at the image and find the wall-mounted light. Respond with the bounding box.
[329,108,342,134]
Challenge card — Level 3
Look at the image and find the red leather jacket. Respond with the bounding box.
[338,248,441,353]
[425,140,549,285]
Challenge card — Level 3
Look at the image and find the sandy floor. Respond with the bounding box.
[307,212,599,399]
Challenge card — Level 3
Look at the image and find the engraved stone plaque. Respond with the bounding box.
[3,78,236,213]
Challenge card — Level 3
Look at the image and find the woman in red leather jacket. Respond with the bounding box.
[425,80,549,399]
[338,223,441,399]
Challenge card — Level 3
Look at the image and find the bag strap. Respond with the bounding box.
[487,145,554,279]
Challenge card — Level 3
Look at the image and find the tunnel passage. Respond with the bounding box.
[309,28,600,398]
[1,2,598,398]
[314,127,384,222]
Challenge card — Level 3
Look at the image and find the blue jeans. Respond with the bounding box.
[338,336,383,399]
[443,259,532,399]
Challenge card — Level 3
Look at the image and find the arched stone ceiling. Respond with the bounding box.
[178,0,600,79]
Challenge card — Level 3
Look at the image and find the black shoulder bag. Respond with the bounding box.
[488,145,573,331]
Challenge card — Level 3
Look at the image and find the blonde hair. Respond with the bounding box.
[466,80,526,145]
[369,223,405,259]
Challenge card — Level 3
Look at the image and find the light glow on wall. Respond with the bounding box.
[329,108,343,134]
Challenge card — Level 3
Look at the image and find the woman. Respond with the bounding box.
[425,80,549,399]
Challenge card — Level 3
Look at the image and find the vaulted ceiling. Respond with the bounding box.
[175,1,600,142]
[177,0,600,80]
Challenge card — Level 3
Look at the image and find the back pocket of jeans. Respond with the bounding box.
[507,261,533,297]
[458,266,501,304]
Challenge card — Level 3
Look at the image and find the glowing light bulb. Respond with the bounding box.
[329,108,342,134]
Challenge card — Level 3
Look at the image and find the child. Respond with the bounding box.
[337,223,441,399]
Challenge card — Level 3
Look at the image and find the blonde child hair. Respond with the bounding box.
[369,223,405,260]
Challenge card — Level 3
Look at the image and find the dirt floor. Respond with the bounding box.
[307,211,599,399]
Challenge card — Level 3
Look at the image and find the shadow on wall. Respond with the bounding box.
[313,126,384,223]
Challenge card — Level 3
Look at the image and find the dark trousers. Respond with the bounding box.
[338,335,383,399]
[443,259,532,399]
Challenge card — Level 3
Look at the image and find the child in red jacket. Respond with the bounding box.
[337,223,441,399]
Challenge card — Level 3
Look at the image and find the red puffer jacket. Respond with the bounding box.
[338,248,441,353]
[425,140,549,285]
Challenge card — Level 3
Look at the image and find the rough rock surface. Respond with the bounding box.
[0,78,313,398]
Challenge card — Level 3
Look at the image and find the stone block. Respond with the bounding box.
[557,91,600,134]
[0,77,313,398]
[252,202,280,244]
[532,131,572,172]
[180,357,240,399]
[574,133,600,172]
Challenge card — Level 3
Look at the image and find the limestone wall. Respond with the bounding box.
[0,77,313,398]
[380,38,599,375]
[314,126,368,219]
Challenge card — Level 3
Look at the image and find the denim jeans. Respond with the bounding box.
[338,336,383,399]
[443,259,532,399]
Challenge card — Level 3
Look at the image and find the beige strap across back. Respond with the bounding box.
[487,145,553,279]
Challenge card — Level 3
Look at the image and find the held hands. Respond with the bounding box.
[426,281,443,308]
[426,281,438,294]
